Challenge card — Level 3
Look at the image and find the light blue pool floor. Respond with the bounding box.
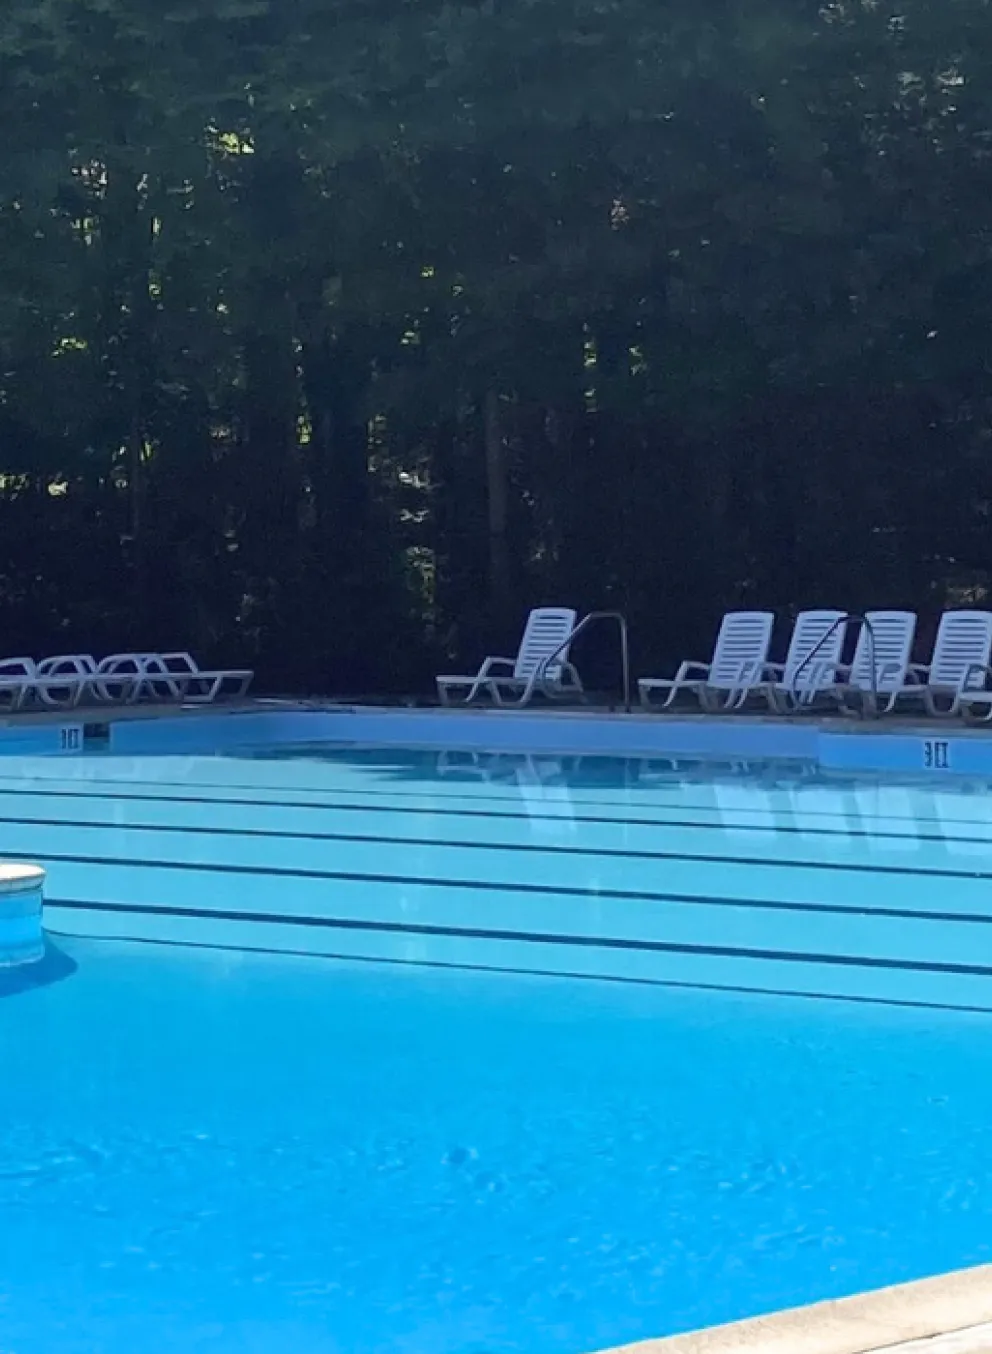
[2,938,992,1354]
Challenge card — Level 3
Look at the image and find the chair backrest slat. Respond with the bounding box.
[928,610,992,689]
[708,611,775,689]
[514,608,578,681]
[849,611,917,692]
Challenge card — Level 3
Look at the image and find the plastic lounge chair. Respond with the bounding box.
[48,652,189,706]
[0,649,162,711]
[0,654,104,711]
[23,651,251,709]
[91,653,164,704]
[758,610,848,712]
[76,652,191,705]
[637,611,774,711]
[436,607,582,707]
[824,610,918,715]
[30,653,134,708]
[26,653,157,708]
[0,656,40,710]
[28,654,101,709]
[132,652,254,704]
[77,652,176,705]
[873,610,992,717]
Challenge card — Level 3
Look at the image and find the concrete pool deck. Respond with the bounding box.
[597,1266,992,1354]
[1,693,992,729]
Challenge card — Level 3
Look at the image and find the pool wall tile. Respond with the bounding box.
[99,708,992,781]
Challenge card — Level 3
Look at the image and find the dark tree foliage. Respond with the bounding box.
[0,0,990,691]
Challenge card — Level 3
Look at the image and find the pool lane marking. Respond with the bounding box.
[44,896,992,978]
[82,932,992,1014]
[0,770,962,828]
[0,787,980,849]
[0,806,985,882]
[24,850,992,923]
[0,813,988,878]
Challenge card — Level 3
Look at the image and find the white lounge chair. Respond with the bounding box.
[31,653,147,708]
[11,650,252,710]
[825,610,918,714]
[29,654,102,709]
[758,610,848,712]
[872,610,992,717]
[25,653,164,708]
[131,652,254,704]
[436,607,582,707]
[638,611,774,711]
[0,656,41,710]
[0,654,109,710]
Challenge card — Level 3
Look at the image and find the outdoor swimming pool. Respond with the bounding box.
[2,721,992,1352]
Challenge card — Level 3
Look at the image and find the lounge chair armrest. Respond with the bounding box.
[810,661,844,684]
[958,663,992,693]
[477,656,516,677]
[760,662,786,678]
[834,659,902,690]
[674,660,710,681]
[733,660,763,684]
[898,666,926,687]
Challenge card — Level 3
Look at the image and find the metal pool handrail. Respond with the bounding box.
[789,612,880,716]
[538,611,632,713]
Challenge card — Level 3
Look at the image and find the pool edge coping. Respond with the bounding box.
[592,1265,992,1354]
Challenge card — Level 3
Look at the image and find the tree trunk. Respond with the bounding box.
[484,390,512,629]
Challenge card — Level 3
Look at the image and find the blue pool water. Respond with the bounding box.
[14,743,992,1006]
[3,938,992,1354]
[3,742,992,1351]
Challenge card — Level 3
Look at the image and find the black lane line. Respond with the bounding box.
[1,774,737,813]
[3,812,991,881]
[0,784,867,838]
[28,855,992,924]
[67,930,992,1015]
[0,779,972,841]
[45,897,992,977]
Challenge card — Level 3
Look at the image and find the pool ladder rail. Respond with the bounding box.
[788,612,882,717]
[538,611,632,714]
